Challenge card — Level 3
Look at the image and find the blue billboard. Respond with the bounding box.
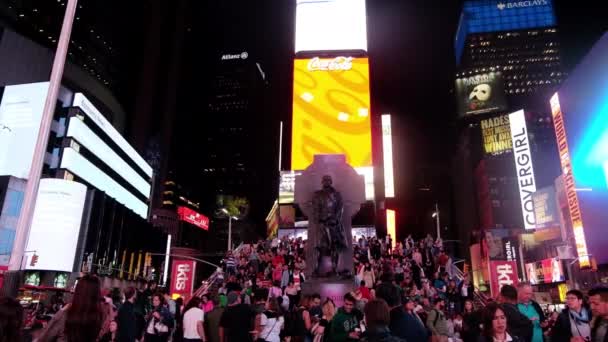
[455,0,556,64]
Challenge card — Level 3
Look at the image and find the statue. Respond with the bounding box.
[311,175,349,277]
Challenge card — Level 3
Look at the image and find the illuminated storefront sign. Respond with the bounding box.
[490,260,519,297]
[509,110,537,229]
[177,206,209,231]
[481,115,512,155]
[382,114,395,198]
[291,57,372,171]
[551,93,590,268]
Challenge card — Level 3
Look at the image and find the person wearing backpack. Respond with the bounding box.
[426,297,449,342]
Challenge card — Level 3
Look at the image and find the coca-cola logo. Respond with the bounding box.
[307,57,353,71]
[175,264,190,291]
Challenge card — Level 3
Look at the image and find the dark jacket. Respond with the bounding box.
[462,310,482,342]
[592,317,608,342]
[117,301,137,342]
[360,326,407,342]
[389,307,428,341]
[502,303,533,342]
[550,307,592,342]
[477,334,523,342]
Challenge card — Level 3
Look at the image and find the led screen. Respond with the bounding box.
[291,57,372,171]
[72,93,153,178]
[177,206,209,230]
[382,115,395,198]
[67,117,151,198]
[0,82,49,179]
[25,179,87,272]
[455,72,508,117]
[295,0,367,53]
[60,148,148,218]
[509,110,537,230]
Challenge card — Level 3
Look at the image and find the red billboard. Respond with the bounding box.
[177,206,209,230]
[489,260,519,298]
[170,259,196,300]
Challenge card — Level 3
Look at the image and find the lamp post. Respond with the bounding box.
[221,208,238,251]
[432,202,441,240]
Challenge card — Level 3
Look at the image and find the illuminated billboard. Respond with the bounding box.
[295,0,367,53]
[386,209,396,249]
[279,170,302,204]
[382,115,395,198]
[291,56,372,171]
[526,257,565,285]
[480,114,512,156]
[0,82,49,179]
[456,72,508,117]
[25,179,87,272]
[509,110,537,230]
[177,206,209,231]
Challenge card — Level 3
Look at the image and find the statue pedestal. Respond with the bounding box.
[301,276,355,308]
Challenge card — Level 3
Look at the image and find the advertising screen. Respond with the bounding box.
[25,179,87,272]
[291,57,372,170]
[295,0,367,53]
[177,206,209,230]
[0,82,49,179]
[279,171,302,204]
[67,117,151,198]
[456,72,508,117]
[382,115,395,198]
[480,115,512,155]
[533,186,559,229]
[526,257,565,285]
[279,205,295,228]
[509,110,537,230]
[60,148,148,218]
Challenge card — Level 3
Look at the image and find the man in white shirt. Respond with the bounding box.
[183,297,206,342]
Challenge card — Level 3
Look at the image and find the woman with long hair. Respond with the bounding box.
[100,320,118,342]
[479,303,522,342]
[310,298,336,342]
[0,297,24,342]
[461,299,481,342]
[39,274,111,342]
[144,293,173,342]
[257,298,284,342]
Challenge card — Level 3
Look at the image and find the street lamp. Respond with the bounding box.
[221,208,238,251]
[432,202,440,240]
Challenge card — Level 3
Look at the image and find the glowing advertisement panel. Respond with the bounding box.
[72,93,153,178]
[551,94,590,268]
[0,82,49,179]
[291,57,372,170]
[386,209,396,249]
[177,206,209,230]
[67,117,151,198]
[60,148,148,218]
[382,115,395,198]
[509,110,537,230]
[25,179,87,272]
[295,0,367,53]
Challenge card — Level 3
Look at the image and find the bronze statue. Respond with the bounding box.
[311,175,348,277]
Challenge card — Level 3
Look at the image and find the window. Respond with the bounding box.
[4,190,24,217]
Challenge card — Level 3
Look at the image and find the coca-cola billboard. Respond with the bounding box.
[170,259,196,299]
[177,206,209,231]
[489,260,519,297]
[307,57,353,71]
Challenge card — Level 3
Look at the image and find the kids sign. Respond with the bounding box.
[170,259,196,299]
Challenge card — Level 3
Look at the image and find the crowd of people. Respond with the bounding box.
[2,234,608,342]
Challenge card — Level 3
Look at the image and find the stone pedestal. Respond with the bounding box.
[301,277,356,308]
[295,154,365,277]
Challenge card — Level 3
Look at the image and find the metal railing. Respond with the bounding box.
[192,243,245,298]
[451,260,490,308]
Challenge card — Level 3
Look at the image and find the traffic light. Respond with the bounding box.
[30,254,39,267]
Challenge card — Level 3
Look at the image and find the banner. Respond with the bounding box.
[456,72,508,117]
[170,259,196,299]
[480,115,512,155]
[510,110,537,230]
[526,257,565,285]
[490,260,519,297]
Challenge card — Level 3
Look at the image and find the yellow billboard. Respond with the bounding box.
[291,57,372,170]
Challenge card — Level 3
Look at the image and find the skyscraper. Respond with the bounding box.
[452,0,563,248]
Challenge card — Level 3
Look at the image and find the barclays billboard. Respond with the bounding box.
[455,0,556,63]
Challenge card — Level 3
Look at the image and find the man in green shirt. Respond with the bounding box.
[517,283,546,342]
[330,293,363,342]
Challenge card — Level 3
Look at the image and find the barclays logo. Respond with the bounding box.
[497,0,548,10]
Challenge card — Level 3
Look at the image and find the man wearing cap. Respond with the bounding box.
[219,291,255,342]
[427,297,450,342]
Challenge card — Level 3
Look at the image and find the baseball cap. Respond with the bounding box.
[227,291,239,305]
